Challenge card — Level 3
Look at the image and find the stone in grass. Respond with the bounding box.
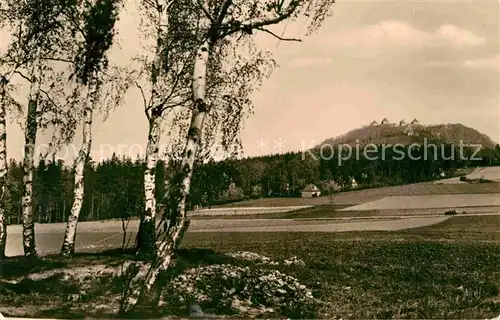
[162,264,316,318]
[189,304,218,318]
[227,251,279,265]
[284,256,306,267]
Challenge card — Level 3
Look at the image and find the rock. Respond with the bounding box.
[189,303,218,319]
[189,303,204,317]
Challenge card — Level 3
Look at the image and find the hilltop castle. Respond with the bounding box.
[368,118,423,136]
[370,118,420,126]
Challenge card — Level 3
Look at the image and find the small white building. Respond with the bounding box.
[301,184,321,198]
[381,117,390,125]
[399,119,407,126]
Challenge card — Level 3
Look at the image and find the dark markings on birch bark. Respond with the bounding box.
[61,104,93,256]
[136,214,156,259]
[22,98,38,257]
[136,114,162,257]
[0,79,7,259]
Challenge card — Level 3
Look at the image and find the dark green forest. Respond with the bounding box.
[4,144,500,224]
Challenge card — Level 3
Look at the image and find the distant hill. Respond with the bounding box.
[316,121,498,149]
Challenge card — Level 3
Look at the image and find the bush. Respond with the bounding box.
[479,178,492,183]
[445,210,458,215]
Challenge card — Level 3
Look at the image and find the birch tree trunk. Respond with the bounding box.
[60,103,93,256]
[0,77,8,259]
[135,0,170,255]
[22,77,40,257]
[121,40,211,312]
[136,112,162,256]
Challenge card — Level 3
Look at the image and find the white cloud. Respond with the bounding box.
[326,20,486,48]
[462,55,500,70]
[420,55,500,70]
[287,57,332,68]
[436,24,486,46]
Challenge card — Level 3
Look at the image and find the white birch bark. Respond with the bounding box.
[136,0,172,255]
[60,102,93,256]
[0,77,8,259]
[136,113,162,255]
[22,74,40,258]
[122,40,211,312]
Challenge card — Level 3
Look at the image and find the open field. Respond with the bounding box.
[190,205,312,216]
[340,194,500,211]
[468,167,500,181]
[435,167,500,184]
[191,204,355,219]
[5,179,500,256]
[1,216,499,319]
[4,214,454,257]
[192,205,500,220]
[216,181,500,207]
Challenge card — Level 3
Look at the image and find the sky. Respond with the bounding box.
[1,0,499,163]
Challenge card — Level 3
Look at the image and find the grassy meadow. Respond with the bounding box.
[0,215,499,319]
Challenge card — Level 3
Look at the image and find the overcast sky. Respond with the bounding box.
[2,0,499,162]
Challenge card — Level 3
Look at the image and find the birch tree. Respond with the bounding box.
[2,0,123,257]
[0,75,7,259]
[0,71,21,258]
[0,19,23,255]
[60,0,124,257]
[133,0,198,256]
[121,0,335,311]
[0,5,54,257]
[1,0,79,257]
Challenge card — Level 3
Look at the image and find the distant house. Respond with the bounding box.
[399,119,407,126]
[301,184,321,198]
[370,120,379,126]
[381,118,390,125]
[410,118,420,125]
